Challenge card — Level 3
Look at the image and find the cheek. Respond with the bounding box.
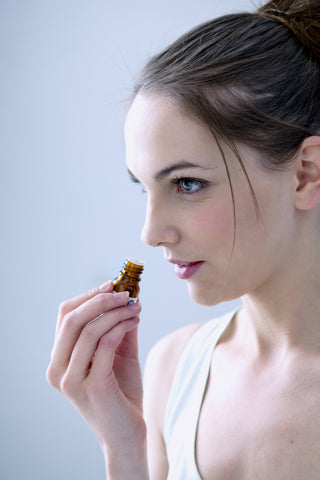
[188,203,235,246]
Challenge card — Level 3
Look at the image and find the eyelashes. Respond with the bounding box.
[171,176,209,194]
[129,172,210,195]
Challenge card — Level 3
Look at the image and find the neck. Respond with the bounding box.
[239,247,320,357]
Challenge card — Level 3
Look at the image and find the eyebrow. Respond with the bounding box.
[127,160,213,184]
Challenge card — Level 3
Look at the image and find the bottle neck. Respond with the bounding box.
[122,260,144,281]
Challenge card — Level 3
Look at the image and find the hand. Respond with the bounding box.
[46,281,147,472]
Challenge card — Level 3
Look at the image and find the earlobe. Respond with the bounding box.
[294,136,320,211]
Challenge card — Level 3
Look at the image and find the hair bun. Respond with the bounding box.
[258,0,320,60]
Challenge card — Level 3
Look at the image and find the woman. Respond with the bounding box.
[47,0,320,478]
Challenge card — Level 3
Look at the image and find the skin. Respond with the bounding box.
[126,93,320,479]
[47,91,320,479]
[46,286,149,478]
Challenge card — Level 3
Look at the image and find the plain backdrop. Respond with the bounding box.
[1,0,256,478]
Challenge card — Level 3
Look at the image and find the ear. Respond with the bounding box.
[294,136,320,211]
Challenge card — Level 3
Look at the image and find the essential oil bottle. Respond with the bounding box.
[112,258,144,303]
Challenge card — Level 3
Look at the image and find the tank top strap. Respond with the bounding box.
[163,309,238,480]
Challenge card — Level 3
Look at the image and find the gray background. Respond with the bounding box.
[1,0,254,478]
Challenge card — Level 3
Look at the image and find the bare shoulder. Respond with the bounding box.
[145,322,204,375]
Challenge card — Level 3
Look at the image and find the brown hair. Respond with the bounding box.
[132,0,320,226]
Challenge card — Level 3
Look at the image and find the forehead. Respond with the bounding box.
[125,93,221,173]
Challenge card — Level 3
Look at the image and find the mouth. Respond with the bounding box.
[168,259,204,280]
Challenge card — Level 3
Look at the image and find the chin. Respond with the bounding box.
[186,283,222,307]
[186,279,241,307]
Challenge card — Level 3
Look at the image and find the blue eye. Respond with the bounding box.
[172,177,206,193]
[180,179,201,192]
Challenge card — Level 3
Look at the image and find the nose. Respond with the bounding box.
[140,199,180,247]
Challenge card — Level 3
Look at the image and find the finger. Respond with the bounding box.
[113,325,143,404]
[114,321,139,360]
[55,280,114,337]
[87,316,140,387]
[63,303,141,385]
[48,300,139,388]
[51,290,130,375]
[47,292,128,386]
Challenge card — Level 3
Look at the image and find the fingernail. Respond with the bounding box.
[98,280,112,292]
[113,291,130,303]
[127,300,140,309]
[126,298,138,306]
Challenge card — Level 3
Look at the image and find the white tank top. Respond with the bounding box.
[163,309,238,480]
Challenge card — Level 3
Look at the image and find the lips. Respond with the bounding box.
[170,260,204,279]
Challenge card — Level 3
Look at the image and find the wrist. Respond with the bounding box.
[100,422,149,480]
[104,440,149,480]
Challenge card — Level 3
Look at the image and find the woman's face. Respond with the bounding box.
[125,93,296,306]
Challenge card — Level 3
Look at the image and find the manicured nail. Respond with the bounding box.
[127,298,140,307]
[127,298,138,306]
[113,291,130,304]
[98,280,112,292]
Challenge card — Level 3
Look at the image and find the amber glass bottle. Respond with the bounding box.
[112,258,144,303]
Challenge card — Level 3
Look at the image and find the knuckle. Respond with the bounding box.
[87,286,99,299]
[58,300,71,318]
[99,325,125,349]
[99,332,117,349]
[93,292,116,311]
[46,364,61,390]
[94,292,105,306]
[60,374,76,396]
[81,322,98,343]
[62,311,76,332]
